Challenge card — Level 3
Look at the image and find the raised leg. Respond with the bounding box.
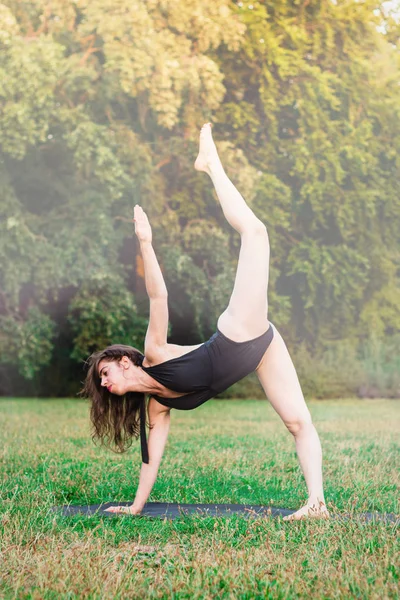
[256,324,329,521]
[195,123,270,341]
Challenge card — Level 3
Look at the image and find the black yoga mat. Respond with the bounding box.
[51,502,399,523]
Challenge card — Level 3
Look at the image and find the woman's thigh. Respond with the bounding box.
[255,324,312,427]
[217,230,270,341]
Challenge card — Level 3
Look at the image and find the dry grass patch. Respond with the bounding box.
[0,397,399,598]
[2,520,398,599]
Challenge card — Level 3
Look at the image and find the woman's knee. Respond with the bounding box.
[242,219,268,237]
[285,416,313,437]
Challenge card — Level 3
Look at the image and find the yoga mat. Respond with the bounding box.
[51,502,399,523]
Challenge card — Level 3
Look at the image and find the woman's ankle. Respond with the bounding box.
[307,495,326,507]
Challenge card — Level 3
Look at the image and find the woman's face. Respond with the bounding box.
[98,357,132,396]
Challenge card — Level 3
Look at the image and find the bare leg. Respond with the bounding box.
[196,125,328,519]
[256,325,329,521]
[195,124,265,234]
[195,123,270,340]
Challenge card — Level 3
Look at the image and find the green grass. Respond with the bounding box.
[0,398,399,599]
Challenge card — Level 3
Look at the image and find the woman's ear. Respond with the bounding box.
[119,356,131,370]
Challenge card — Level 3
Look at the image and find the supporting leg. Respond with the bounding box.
[256,325,329,520]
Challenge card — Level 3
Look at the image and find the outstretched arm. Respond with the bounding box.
[134,205,169,349]
[134,204,168,299]
[105,400,171,515]
[130,405,171,512]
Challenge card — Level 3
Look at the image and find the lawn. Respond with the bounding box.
[1,397,399,599]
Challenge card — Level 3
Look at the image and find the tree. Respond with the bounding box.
[215,0,400,346]
[0,0,399,396]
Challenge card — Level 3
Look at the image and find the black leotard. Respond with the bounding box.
[138,324,274,463]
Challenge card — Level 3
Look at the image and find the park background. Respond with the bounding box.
[1,2,399,598]
[0,0,399,400]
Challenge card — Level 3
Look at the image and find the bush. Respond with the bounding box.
[218,335,400,400]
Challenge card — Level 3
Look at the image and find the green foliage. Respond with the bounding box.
[358,334,400,397]
[289,333,400,399]
[221,0,400,346]
[220,335,400,400]
[68,274,148,361]
[0,0,399,396]
[0,6,63,158]
[0,306,56,379]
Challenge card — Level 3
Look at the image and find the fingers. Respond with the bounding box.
[105,506,126,513]
[133,204,149,221]
[105,506,138,515]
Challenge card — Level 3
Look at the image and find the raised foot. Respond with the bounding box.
[283,500,330,522]
[194,122,220,174]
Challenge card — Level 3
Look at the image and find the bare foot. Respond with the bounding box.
[194,123,221,175]
[283,499,330,522]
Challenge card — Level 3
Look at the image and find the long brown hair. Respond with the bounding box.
[80,344,147,453]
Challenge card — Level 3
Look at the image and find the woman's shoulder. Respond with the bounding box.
[143,342,204,368]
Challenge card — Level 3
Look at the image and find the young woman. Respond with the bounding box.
[82,124,329,521]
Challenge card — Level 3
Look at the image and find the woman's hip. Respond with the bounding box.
[207,324,274,392]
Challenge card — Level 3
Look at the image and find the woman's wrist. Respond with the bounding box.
[131,500,145,511]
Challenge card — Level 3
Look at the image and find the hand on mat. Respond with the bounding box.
[133,205,152,244]
[105,505,142,515]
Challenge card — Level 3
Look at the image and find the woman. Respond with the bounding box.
[82,123,329,521]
